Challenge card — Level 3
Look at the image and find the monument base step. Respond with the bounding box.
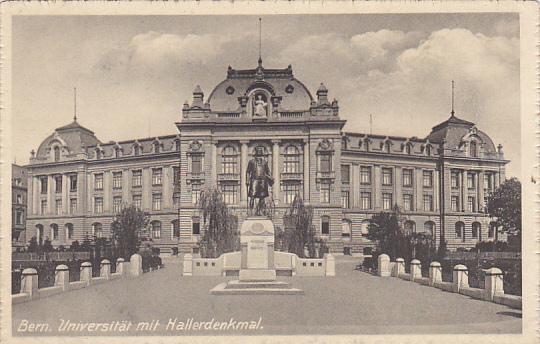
[239,269,276,282]
[210,281,304,295]
[226,280,290,289]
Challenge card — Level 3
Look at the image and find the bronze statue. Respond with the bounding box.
[246,146,274,216]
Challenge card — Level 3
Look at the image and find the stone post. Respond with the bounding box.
[410,259,422,281]
[116,258,125,275]
[54,264,70,291]
[80,261,93,286]
[377,254,391,277]
[183,253,193,276]
[429,261,442,286]
[130,253,143,276]
[484,267,504,301]
[325,253,336,276]
[393,257,405,277]
[100,259,111,280]
[452,264,469,293]
[21,268,39,297]
[272,140,280,203]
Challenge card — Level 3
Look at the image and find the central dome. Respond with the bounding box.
[207,62,314,112]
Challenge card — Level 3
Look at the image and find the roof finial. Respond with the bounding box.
[258,17,262,67]
[73,87,78,122]
[451,80,455,117]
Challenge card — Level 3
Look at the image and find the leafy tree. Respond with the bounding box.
[198,188,239,258]
[27,236,38,253]
[70,240,80,252]
[283,195,317,258]
[111,204,150,259]
[42,238,53,252]
[486,177,521,240]
[367,205,407,260]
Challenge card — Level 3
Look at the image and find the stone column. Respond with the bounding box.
[80,262,93,286]
[460,170,466,212]
[433,169,439,211]
[116,258,126,275]
[484,267,504,301]
[240,141,248,202]
[103,171,111,212]
[122,169,130,203]
[393,257,405,277]
[452,264,469,293]
[55,264,70,291]
[130,254,143,276]
[429,261,442,286]
[47,175,54,213]
[494,171,500,189]
[415,168,423,211]
[211,142,218,187]
[410,259,422,281]
[142,168,151,210]
[351,163,359,207]
[100,259,111,280]
[163,165,171,209]
[21,268,39,297]
[272,140,280,203]
[303,139,310,202]
[395,167,402,208]
[30,176,38,215]
[86,172,92,214]
[62,174,69,213]
[373,165,381,210]
[377,254,390,277]
[478,170,485,212]
[77,171,85,215]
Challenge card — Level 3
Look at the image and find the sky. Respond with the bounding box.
[12,14,520,176]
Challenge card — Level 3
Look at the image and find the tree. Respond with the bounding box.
[111,204,150,259]
[42,238,53,252]
[27,236,38,253]
[486,177,521,240]
[283,195,317,258]
[198,188,239,258]
[367,205,407,260]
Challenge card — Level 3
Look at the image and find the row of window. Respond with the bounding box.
[96,168,177,191]
[39,175,78,194]
[340,191,435,211]
[94,140,181,160]
[341,166,435,188]
[450,171,495,190]
[454,221,496,241]
[40,198,78,215]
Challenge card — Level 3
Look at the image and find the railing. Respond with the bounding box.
[281,172,303,181]
[445,251,521,260]
[12,252,91,261]
[218,173,240,181]
[187,172,205,180]
[316,171,335,180]
[280,111,305,118]
[217,112,240,118]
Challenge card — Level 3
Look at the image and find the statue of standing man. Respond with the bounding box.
[253,94,267,117]
[246,146,274,216]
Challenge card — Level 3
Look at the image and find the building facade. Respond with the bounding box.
[12,164,28,250]
[23,60,508,254]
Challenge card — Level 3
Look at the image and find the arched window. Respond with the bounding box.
[404,220,416,235]
[423,221,435,237]
[92,222,103,238]
[65,223,74,240]
[221,145,238,174]
[151,221,161,239]
[469,141,478,157]
[53,146,61,162]
[172,219,180,238]
[455,221,465,241]
[50,224,59,240]
[36,224,44,244]
[472,222,481,241]
[341,219,352,239]
[283,145,301,173]
[321,216,330,235]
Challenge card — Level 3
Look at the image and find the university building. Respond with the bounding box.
[12,164,28,250]
[23,59,508,255]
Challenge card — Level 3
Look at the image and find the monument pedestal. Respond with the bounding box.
[210,216,303,295]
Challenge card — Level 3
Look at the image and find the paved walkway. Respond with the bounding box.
[12,257,521,336]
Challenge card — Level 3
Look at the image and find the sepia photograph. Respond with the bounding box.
[1,2,537,343]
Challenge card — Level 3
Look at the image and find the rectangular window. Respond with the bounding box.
[191,183,201,204]
[69,175,77,192]
[403,194,413,211]
[360,192,371,210]
[113,172,122,189]
[192,217,200,235]
[320,183,331,203]
[341,165,350,184]
[152,168,162,186]
[283,183,300,204]
[40,200,47,214]
[191,155,202,174]
[320,154,332,173]
[360,166,372,185]
[152,193,162,211]
[55,199,62,215]
[321,217,330,235]
[423,170,433,188]
[382,193,393,210]
[402,169,413,187]
[40,177,48,194]
[220,184,238,205]
[69,198,77,214]
[341,190,350,209]
[152,222,161,239]
[382,168,393,186]
[16,194,22,204]
[467,196,476,212]
[132,170,142,187]
[54,175,62,193]
[423,194,433,211]
[451,196,460,212]
[484,173,493,191]
[132,195,142,209]
[94,173,103,190]
[113,196,122,213]
[94,197,103,214]
[451,171,460,189]
[467,173,476,189]
[15,211,23,225]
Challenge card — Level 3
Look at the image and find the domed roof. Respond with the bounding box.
[207,62,314,112]
[35,120,101,160]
